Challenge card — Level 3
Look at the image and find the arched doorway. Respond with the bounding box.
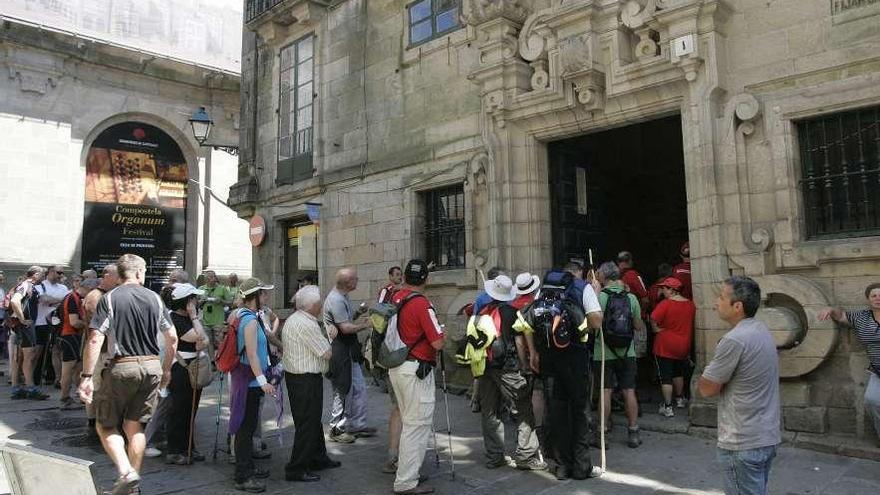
[82,121,188,291]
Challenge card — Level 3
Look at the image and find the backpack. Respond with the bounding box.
[60,291,83,330]
[4,281,38,326]
[215,308,248,373]
[377,292,426,369]
[601,288,635,354]
[524,271,586,352]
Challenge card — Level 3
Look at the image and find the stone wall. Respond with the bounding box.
[0,19,251,280]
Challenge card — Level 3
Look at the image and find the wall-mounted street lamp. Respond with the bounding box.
[188,106,239,156]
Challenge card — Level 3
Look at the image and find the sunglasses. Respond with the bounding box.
[54,271,65,275]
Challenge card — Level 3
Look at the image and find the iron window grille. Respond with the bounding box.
[797,106,880,239]
[423,184,466,270]
[407,0,461,47]
[278,35,315,185]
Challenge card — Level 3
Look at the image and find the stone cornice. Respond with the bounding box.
[462,0,533,26]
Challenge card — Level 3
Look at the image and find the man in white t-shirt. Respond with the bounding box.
[33,266,70,385]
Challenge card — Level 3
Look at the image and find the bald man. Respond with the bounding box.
[323,268,376,443]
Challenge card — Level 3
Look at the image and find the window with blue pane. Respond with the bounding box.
[407,0,461,47]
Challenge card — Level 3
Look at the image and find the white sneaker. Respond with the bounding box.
[144,447,162,458]
[675,397,688,409]
[658,404,674,418]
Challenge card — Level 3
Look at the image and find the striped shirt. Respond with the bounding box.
[846,310,880,371]
[282,310,331,374]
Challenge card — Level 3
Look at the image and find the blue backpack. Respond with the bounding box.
[601,288,634,355]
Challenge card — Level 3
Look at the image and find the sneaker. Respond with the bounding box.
[165,453,191,465]
[328,428,356,444]
[627,426,643,448]
[190,450,206,462]
[675,397,688,409]
[485,455,516,469]
[26,388,49,400]
[382,458,398,474]
[234,478,265,493]
[144,447,162,458]
[109,471,140,495]
[515,457,548,471]
[10,388,27,400]
[658,404,675,418]
[350,426,377,438]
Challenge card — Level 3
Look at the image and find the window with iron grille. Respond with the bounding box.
[797,106,880,239]
[278,35,314,185]
[407,0,461,47]
[423,185,466,270]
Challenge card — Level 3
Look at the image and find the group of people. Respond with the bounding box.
[2,247,879,495]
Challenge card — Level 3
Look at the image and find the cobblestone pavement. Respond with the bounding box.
[1,367,880,495]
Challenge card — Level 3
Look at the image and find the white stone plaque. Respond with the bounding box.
[671,35,695,58]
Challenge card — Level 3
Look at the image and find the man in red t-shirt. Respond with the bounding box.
[650,277,696,417]
[672,242,693,300]
[387,260,444,495]
[617,251,649,316]
[378,266,403,304]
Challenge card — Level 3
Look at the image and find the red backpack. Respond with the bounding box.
[215,309,248,373]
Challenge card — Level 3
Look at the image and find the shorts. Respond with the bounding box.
[15,324,37,348]
[655,356,688,384]
[35,325,53,346]
[94,357,162,427]
[595,357,637,390]
[60,334,82,362]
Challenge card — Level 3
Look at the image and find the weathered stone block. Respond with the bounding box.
[783,406,827,434]
[780,381,811,407]
[827,407,857,435]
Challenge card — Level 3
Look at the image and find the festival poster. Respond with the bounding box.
[82,122,188,292]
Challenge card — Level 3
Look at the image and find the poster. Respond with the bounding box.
[82,122,187,292]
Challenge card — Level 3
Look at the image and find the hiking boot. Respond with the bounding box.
[26,388,49,400]
[165,454,191,465]
[485,455,515,469]
[10,388,27,400]
[144,447,162,458]
[675,397,688,409]
[234,478,265,493]
[515,457,548,471]
[658,404,674,418]
[328,428,355,444]
[627,426,642,448]
[109,471,140,495]
[382,458,398,474]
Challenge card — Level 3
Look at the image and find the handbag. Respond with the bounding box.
[178,351,214,389]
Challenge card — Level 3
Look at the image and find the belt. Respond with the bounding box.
[112,355,159,363]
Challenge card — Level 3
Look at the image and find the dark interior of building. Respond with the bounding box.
[548,114,689,286]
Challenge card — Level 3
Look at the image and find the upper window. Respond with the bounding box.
[278,35,315,185]
[797,105,880,239]
[407,0,461,47]
[423,184,466,270]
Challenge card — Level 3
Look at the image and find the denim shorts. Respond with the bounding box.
[716,444,777,495]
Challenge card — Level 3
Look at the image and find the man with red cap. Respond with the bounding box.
[650,277,696,417]
[673,242,692,300]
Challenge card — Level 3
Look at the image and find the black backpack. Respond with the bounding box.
[526,270,585,352]
[601,288,634,354]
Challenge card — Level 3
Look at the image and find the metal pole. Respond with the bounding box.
[213,372,225,460]
[599,328,606,473]
[438,350,455,480]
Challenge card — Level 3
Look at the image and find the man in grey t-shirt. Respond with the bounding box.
[699,276,780,495]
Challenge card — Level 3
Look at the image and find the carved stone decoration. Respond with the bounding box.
[734,92,761,122]
[462,0,532,26]
[620,0,659,29]
[8,67,58,95]
[557,33,605,110]
[559,34,592,76]
[634,29,661,60]
[484,90,508,128]
[530,60,550,90]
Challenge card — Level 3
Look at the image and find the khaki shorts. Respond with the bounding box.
[94,357,162,427]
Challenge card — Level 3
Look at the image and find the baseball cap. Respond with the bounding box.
[404,259,429,284]
[172,283,205,300]
[658,277,683,291]
[239,277,275,296]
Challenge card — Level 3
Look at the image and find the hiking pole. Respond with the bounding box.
[599,328,606,474]
[438,350,455,480]
[213,371,224,460]
[430,423,440,467]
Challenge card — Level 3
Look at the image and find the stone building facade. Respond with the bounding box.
[232,0,880,444]
[0,1,252,282]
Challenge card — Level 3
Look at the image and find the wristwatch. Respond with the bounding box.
[80,373,93,379]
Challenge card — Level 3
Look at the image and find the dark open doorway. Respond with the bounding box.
[548,114,688,282]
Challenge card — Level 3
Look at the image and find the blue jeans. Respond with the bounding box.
[716,445,777,495]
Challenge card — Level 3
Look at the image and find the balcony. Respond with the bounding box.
[245,0,285,24]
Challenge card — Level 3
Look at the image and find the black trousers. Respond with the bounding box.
[234,387,264,482]
[167,362,202,455]
[285,372,330,475]
[546,349,593,474]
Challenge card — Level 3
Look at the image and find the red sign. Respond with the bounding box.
[249,215,266,246]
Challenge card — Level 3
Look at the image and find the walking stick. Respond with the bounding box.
[438,351,455,480]
[430,424,440,467]
[213,371,225,460]
[599,328,606,474]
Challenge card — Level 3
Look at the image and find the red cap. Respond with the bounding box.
[659,277,683,291]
